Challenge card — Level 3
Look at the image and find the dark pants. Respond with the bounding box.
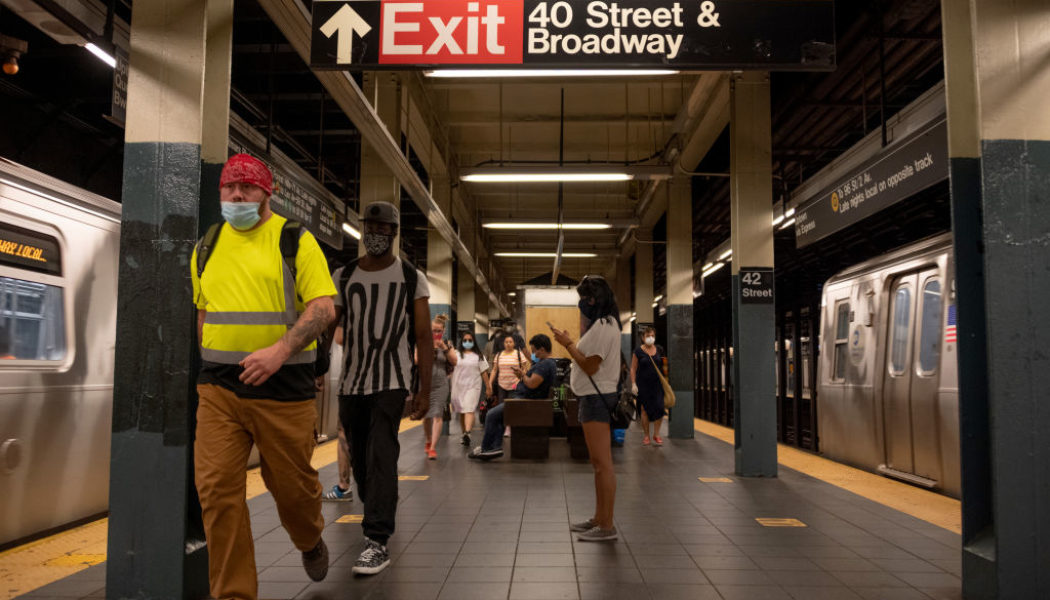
[481,402,506,452]
[339,390,407,545]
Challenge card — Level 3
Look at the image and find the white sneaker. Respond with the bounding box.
[351,537,390,576]
[576,526,618,542]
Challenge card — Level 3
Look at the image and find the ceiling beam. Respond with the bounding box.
[255,0,509,316]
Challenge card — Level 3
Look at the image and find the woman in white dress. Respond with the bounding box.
[449,332,489,447]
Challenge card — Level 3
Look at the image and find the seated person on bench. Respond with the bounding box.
[468,334,557,460]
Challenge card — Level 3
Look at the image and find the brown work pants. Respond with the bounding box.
[195,384,324,600]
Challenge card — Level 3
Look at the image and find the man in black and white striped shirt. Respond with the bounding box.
[328,201,431,576]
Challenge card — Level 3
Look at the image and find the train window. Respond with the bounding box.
[0,276,66,361]
[890,286,912,375]
[833,301,849,381]
[918,279,942,375]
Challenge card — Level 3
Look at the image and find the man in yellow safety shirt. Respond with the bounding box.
[190,154,336,600]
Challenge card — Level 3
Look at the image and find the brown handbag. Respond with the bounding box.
[647,352,676,409]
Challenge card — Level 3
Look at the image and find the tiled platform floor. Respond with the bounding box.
[18,425,962,599]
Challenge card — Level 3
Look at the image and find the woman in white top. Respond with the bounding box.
[551,275,622,543]
[449,332,489,447]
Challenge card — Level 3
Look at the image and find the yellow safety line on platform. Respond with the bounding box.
[0,418,421,599]
[694,418,962,534]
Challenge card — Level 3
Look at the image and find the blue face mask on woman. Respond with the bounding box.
[462,340,474,349]
[221,201,261,230]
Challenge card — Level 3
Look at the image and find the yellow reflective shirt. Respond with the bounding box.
[190,214,336,400]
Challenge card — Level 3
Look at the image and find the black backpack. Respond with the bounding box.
[334,257,420,392]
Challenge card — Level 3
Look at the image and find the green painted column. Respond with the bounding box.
[106,1,211,597]
[666,179,695,439]
[942,1,1050,597]
[729,72,777,477]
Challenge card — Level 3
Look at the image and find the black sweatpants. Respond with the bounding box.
[339,389,407,545]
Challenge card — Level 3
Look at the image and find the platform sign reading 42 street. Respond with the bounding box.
[310,0,836,71]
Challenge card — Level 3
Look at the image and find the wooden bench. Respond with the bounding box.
[564,398,589,460]
[503,399,554,459]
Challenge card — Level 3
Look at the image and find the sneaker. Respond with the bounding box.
[576,526,618,542]
[301,539,329,581]
[653,436,663,446]
[467,446,503,460]
[427,447,437,460]
[352,537,390,576]
[569,518,597,532]
[642,436,651,446]
[322,484,352,501]
[461,433,471,446]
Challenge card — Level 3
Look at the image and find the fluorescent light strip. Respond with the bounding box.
[85,43,116,68]
[651,302,659,308]
[462,173,631,183]
[779,218,796,230]
[702,262,726,278]
[342,223,361,239]
[772,215,785,227]
[494,252,598,258]
[484,222,612,230]
[784,208,796,219]
[426,69,678,78]
[718,249,733,261]
[653,295,663,302]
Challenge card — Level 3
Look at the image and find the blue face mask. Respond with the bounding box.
[462,340,474,349]
[221,202,261,230]
[531,352,538,363]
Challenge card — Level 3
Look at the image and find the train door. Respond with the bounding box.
[882,267,943,485]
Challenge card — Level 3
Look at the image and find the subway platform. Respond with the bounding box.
[6,421,962,600]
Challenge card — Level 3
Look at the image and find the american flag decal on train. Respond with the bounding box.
[945,305,957,343]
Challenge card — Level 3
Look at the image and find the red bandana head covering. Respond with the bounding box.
[219,154,273,195]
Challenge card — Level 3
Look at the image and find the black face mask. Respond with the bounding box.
[578,298,600,321]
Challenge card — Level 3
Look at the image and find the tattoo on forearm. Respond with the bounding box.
[281,301,334,354]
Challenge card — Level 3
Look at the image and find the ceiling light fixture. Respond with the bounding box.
[425,69,679,78]
[85,43,116,68]
[779,218,796,230]
[508,292,517,297]
[483,222,612,230]
[461,165,672,184]
[702,262,725,278]
[784,207,797,219]
[342,223,362,240]
[718,249,733,261]
[653,295,663,302]
[772,215,785,227]
[494,252,598,258]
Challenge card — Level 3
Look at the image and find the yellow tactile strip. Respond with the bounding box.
[693,418,962,534]
[0,419,421,599]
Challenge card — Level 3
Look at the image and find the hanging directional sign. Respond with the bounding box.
[310,0,836,71]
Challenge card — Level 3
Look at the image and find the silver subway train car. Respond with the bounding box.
[0,158,121,545]
[817,233,960,497]
[0,159,343,546]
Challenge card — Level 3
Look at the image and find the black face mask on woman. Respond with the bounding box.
[578,297,601,322]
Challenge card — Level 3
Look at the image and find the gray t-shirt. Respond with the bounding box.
[333,258,430,395]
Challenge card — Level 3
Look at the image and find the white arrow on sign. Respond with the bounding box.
[320,3,372,65]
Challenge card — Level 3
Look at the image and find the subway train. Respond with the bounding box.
[817,233,960,497]
[0,159,342,547]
